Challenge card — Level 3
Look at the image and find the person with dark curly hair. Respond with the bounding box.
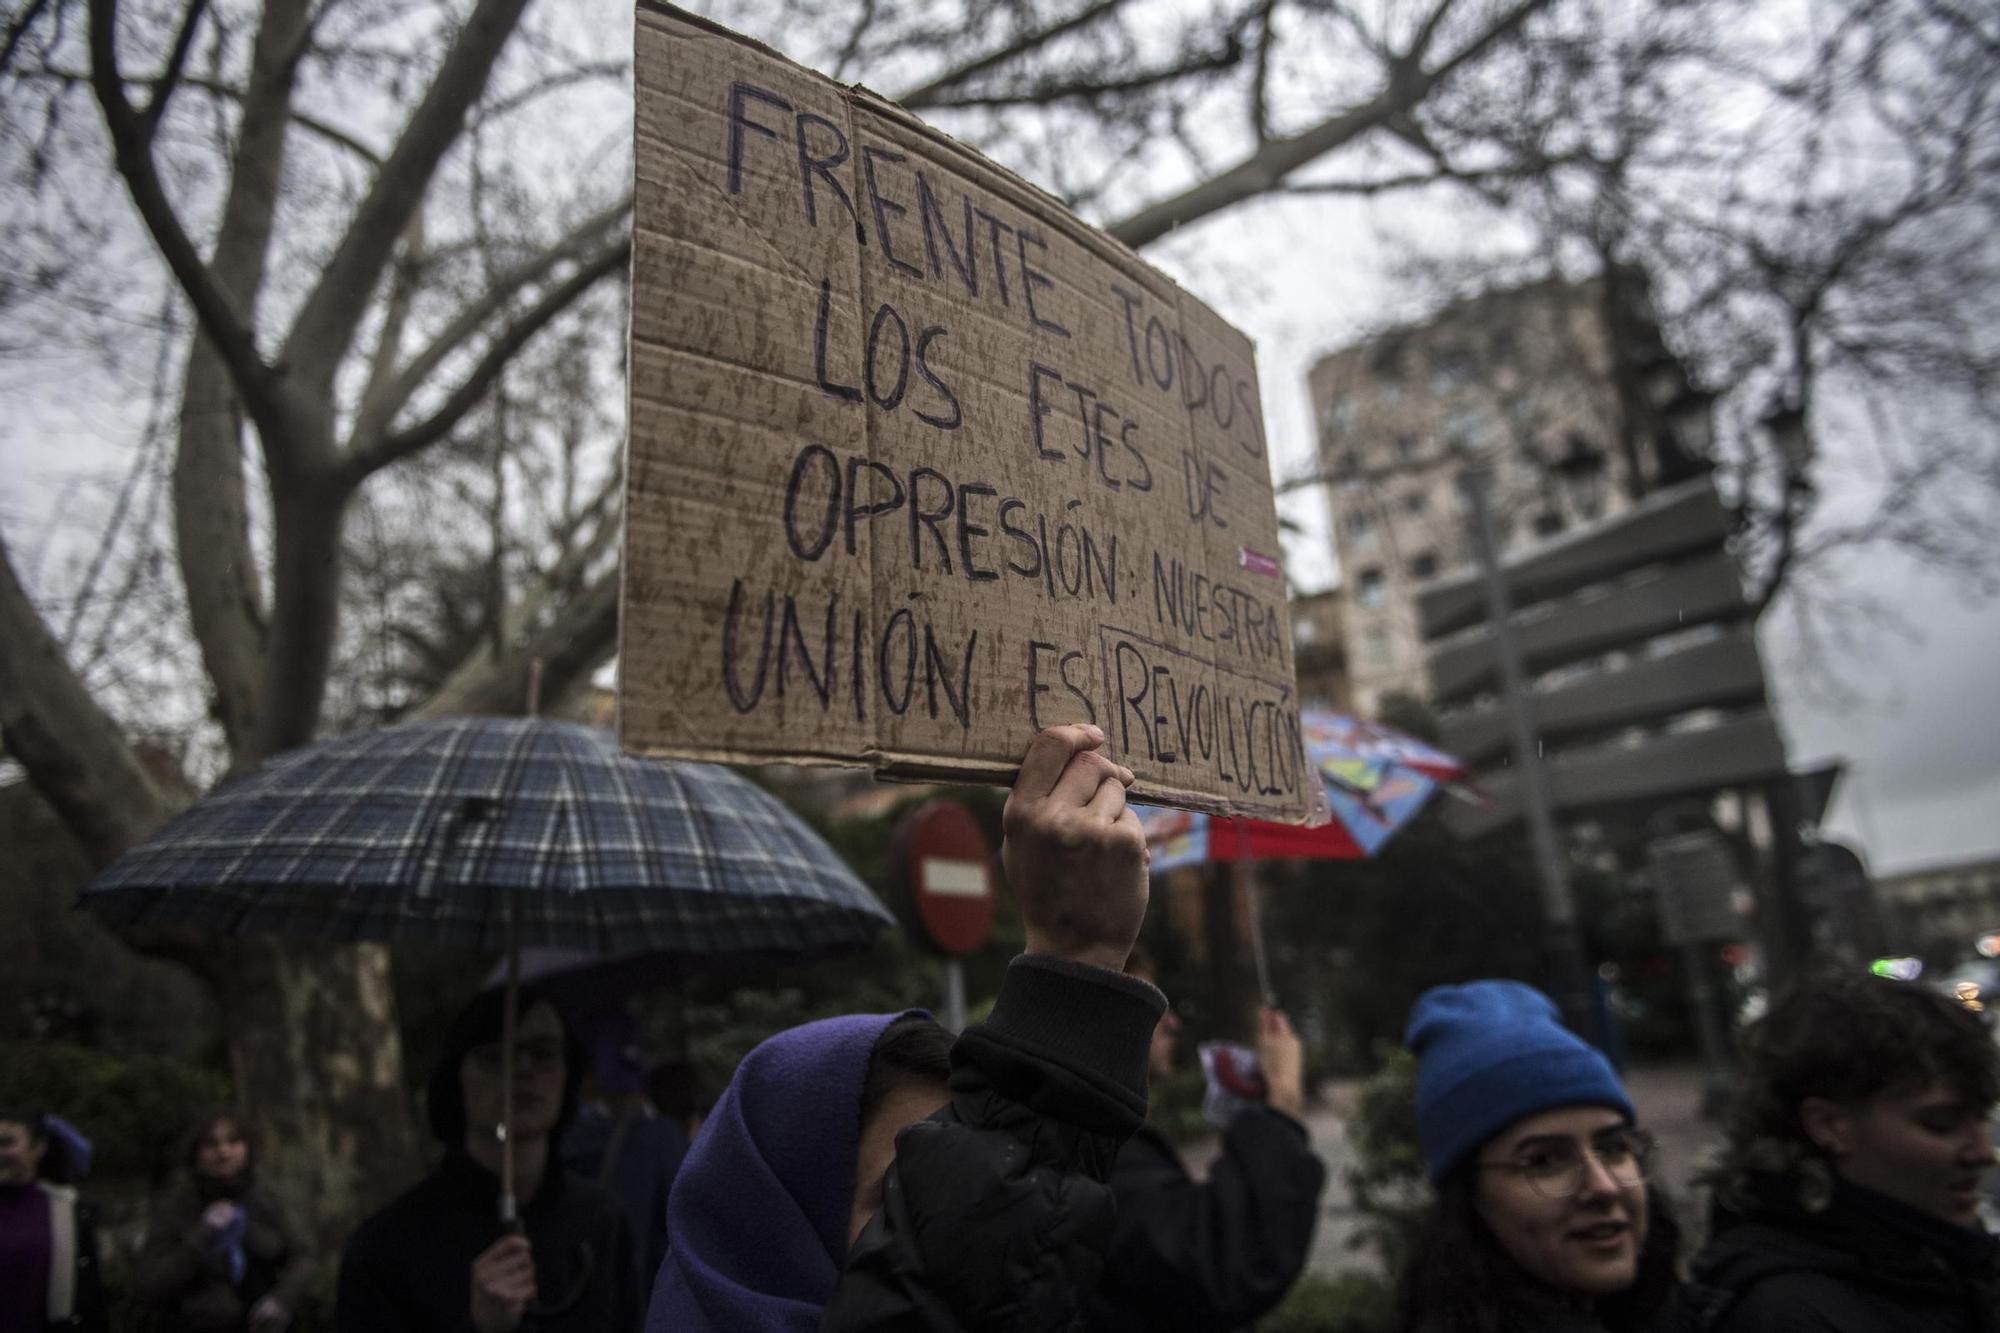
[131,1109,313,1332]
[1684,970,2000,1332]
[1393,981,1680,1333]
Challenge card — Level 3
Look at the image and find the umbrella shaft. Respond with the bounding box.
[500,898,521,1218]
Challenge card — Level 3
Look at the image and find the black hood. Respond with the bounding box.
[426,983,585,1147]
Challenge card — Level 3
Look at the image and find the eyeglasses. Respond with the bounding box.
[1476,1127,1653,1198]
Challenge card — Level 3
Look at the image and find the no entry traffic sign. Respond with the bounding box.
[895,801,995,957]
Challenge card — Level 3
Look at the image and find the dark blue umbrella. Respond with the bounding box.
[83,716,893,955]
[82,715,893,1222]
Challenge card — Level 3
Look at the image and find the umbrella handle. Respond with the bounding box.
[1242,863,1275,1008]
[1233,822,1276,1008]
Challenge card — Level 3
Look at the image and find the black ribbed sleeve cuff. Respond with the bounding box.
[954,954,1167,1137]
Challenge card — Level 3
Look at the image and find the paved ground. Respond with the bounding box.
[1178,1062,1725,1277]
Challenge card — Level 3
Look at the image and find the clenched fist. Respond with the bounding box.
[1003,724,1150,972]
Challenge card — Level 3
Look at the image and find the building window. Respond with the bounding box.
[1408,550,1439,580]
[1401,490,1429,516]
[1394,435,1420,465]
[1429,347,1474,395]
[1363,626,1393,669]
[1346,510,1375,538]
[1322,394,1357,437]
[1356,567,1386,608]
[1533,509,1567,538]
[1332,447,1363,480]
[1443,408,1488,454]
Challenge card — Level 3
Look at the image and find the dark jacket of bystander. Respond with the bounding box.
[1684,1181,2000,1333]
[1084,1106,1327,1332]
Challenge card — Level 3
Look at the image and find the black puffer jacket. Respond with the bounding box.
[823,955,1168,1331]
[1085,1107,1326,1331]
[1683,1181,2000,1332]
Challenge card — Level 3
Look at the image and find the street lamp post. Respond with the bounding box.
[1459,464,1598,1043]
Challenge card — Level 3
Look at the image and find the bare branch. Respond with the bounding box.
[139,0,209,139]
[916,37,1244,109]
[2,0,54,76]
[351,196,629,446]
[30,63,386,162]
[341,234,630,483]
[476,58,629,125]
[86,0,285,442]
[0,535,168,866]
[899,0,1133,110]
[1406,0,1466,66]
[357,208,427,418]
[1107,0,1554,246]
[1250,0,1277,142]
[829,0,876,81]
[410,566,617,721]
[281,0,533,393]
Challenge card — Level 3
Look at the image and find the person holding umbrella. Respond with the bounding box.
[653,723,1168,1330]
[335,984,643,1333]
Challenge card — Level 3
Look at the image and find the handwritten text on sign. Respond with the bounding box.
[621,3,1316,821]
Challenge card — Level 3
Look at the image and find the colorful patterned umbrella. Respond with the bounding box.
[1135,710,1467,1002]
[1139,709,1468,872]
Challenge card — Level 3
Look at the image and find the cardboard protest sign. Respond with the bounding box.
[622,2,1321,821]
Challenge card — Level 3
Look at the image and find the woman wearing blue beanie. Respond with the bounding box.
[1392,980,1680,1333]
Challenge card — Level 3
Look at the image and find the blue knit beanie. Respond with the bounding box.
[1405,980,1632,1182]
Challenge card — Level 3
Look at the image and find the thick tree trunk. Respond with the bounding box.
[258,482,350,756]
[176,352,269,753]
[169,0,311,755]
[0,538,169,864]
[217,940,422,1254]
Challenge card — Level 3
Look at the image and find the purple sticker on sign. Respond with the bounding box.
[1239,547,1281,578]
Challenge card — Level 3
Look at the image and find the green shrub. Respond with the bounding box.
[1344,1044,1430,1280]
[1146,1062,1212,1143]
[0,1039,228,1186]
[1262,1270,1396,1333]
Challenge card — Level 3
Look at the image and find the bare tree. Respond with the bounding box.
[0,0,1570,1235]
[1283,0,2000,644]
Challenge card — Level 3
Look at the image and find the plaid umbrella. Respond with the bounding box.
[82,715,892,1225]
[83,715,893,954]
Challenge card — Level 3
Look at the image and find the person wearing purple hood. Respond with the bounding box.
[0,1107,105,1333]
[649,722,1168,1332]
